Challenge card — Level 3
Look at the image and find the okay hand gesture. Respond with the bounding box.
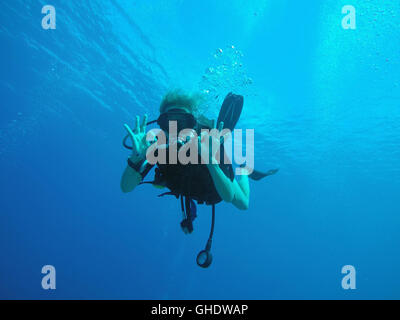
[124,115,150,163]
[198,121,231,165]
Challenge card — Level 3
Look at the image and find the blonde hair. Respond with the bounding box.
[159,89,203,114]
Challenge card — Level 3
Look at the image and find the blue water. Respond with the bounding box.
[1,0,399,299]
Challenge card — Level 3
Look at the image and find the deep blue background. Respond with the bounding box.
[0,0,399,299]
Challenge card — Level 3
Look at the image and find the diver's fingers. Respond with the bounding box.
[198,132,207,151]
[145,129,157,143]
[221,130,232,145]
[146,140,159,155]
[187,129,197,141]
[133,135,142,152]
[124,124,135,139]
[198,135,207,158]
[124,123,141,151]
[134,115,140,134]
[141,114,148,133]
[199,130,209,144]
[200,130,208,139]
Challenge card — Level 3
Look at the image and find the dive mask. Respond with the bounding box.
[156,108,197,133]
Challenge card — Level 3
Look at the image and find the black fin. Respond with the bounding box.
[249,168,279,181]
[217,92,244,131]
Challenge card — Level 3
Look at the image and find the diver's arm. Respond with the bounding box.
[120,115,151,193]
[207,163,250,210]
[201,121,249,209]
[120,164,143,193]
[206,163,235,203]
[231,172,250,210]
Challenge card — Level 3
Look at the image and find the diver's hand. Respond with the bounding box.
[124,115,150,163]
[198,121,231,165]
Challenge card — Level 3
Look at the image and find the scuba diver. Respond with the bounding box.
[121,91,278,268]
